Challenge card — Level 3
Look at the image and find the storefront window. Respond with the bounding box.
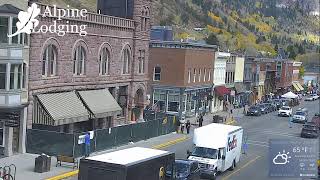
[168,93,180,112]
[0,64,6,89]
[153,90,166,111]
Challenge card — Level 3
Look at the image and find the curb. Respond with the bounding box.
[45,136,189,180]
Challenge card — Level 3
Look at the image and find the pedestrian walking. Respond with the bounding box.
[84,132,91,157]
[288,115,293,128]
[176,118,181,133]
[186,120,191,134]
[199,115,203,127]
[180,122,185,134]
[242,136,248,155]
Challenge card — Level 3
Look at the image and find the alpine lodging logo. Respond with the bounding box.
[7,3,88,37]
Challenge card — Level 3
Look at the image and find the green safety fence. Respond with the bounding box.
[27,116,177,158]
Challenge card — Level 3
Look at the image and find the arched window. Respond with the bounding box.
[73,46,86,75]
[144,8,150,31]
[42,44,57,76]
[141,10,145,31]
[99,47,110,75]
[141,7,150,31]
[122,48,130,74]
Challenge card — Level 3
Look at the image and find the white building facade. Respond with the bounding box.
[211,52,230,113]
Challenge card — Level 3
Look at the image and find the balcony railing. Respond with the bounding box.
[34,3,135,29]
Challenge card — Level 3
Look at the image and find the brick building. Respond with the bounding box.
[148,41,217,119]
[27,0,151,133]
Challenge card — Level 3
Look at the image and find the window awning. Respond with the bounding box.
[292,83,300,92]
[214,86,230,97]
[35,92,89,126]
[296,83,304,91]
[78,89,121,118]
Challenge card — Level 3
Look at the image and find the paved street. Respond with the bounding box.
[66,98,319,180]
[162,98,319,180]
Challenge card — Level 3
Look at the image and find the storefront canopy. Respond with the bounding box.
[215,86,230,97]
[281,91,298,99]
[78,89,121,118]
[292,83,300,92]
[296,83,304,91]
[36,91,89,126]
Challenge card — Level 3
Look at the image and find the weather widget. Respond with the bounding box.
[269,139,319,178]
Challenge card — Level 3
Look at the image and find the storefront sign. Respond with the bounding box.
[0,112,20,127]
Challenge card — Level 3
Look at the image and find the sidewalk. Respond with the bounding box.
[0,133,187,180]
[188,108,245,126]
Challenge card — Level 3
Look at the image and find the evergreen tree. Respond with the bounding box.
[206,33,219,45]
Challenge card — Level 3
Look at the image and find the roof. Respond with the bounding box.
[78,89,121,118]
[86,147,170,165]
[193,124,242,149]
[150,40,218,50]
[0,4,21,14]
[37,91,89,126]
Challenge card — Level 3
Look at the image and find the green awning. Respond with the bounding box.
[78,89,121,118]
[36,91,89,126]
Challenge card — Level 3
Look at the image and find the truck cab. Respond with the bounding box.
[187,124,243,180]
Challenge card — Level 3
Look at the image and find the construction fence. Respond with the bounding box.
[27,115,177,158]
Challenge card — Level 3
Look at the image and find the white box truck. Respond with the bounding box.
[187,123,243,179]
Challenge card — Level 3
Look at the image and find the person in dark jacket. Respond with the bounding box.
[186,120,191,134]
[199,115,203,127]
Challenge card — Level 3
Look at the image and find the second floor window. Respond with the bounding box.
[0,17,8,43]
[99,48,110,75]
[208,69,211,82]
[42,44,57,76]
[0,64,6,89]
[154,67,161,81]
[198,69,202,82]
[203,68,206,82]
[10,64,22,90]
[138,50,145,74]
[73,46,86,75]
[193,69,196,82]
[122,48,130,74]
[188,69,191,83]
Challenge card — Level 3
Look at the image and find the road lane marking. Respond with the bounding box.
[246,130,300,138]
[46,170,79,180]
[246,142,269,148]
[152,136,189,149]
[46,136,189,180]
[222,155,261,180]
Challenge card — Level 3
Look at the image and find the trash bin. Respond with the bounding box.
[34,154,51,173]
[35,155,46,173]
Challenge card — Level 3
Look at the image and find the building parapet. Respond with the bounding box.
[150,40,218,50]
[34,3,135,29]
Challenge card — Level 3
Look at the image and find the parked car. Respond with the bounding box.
[258,104,269,114]
[311,113,320,130]
[305,94,319,101]
[166,160,201,180]
[278,106,292,117]
[263,103,276,112]
[311,94,320,100]
[292,109,308,124]
[247,106,262,116]
[301,122,319,138]
[273,99,288,110]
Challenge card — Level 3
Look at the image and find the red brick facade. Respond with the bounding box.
[27,1,152,129]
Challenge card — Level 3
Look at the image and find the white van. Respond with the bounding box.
[187,123,243,179]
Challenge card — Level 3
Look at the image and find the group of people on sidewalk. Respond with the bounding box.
[178,114,204,134]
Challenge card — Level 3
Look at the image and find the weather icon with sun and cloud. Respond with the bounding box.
[273,150,291,165]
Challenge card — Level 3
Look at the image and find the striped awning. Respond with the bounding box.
[33,92,89,126]
[78,89,121,118]
[296,83,304,91]
[292,83,300,92]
